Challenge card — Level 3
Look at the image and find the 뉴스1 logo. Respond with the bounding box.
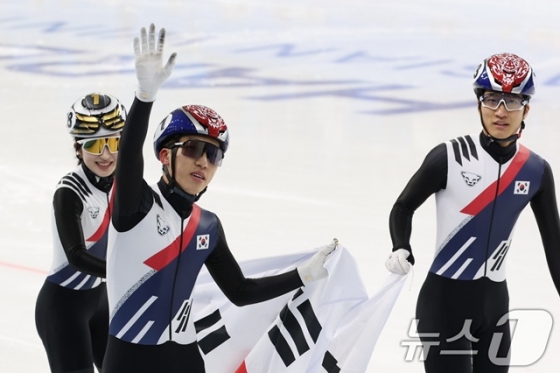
[514,181,530,195]
[401,309,552,366]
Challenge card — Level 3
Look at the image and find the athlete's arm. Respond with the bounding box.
[389,143,447,255]
[205,219,303,307]
[530,161,560,296]
[53,187,105,278]
[113,98,155,231]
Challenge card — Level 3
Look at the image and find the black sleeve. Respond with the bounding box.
[530,161,560,296]
[53,187,106,278]
[205,218,303,307]
[113,98,155,232]
[389,143,447,263]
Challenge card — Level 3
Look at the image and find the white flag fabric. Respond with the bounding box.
[324,273,408,372]
[191,245,407,373]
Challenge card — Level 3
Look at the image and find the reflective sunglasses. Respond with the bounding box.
[172,139,224,166]
[479,92,528,111]
[77,137,120,155]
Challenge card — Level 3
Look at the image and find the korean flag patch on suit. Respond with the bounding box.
[514,181,530,195]
[197,234,210,250]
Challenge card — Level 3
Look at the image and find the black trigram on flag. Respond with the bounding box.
[268,289,322,367]
[322,351,341,373]
[195,309,231,354]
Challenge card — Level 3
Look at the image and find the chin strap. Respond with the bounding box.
[162,148,206,203]
[483,121,525,144]
[478,100,526,144]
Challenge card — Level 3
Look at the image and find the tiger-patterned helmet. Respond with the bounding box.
[472,53,535,98]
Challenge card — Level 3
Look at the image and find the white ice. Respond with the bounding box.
[1,0,560,372]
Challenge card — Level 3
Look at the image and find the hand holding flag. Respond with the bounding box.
[385,248,412,275]
[296,239,338,284]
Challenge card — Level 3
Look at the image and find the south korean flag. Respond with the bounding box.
[191,246,407,373]
[197,234,210,250]
[514,181,530,195]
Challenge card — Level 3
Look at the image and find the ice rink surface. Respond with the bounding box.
[1,0,560,371]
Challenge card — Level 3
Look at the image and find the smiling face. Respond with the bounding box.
[479,90,530,146]
[159,134,220,195]
[79,145,118,177]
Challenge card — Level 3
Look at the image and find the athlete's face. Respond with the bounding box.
[160,134,220,195]
[479,90,530,146]
[80,144,118,177]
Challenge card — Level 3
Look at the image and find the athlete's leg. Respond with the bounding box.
[472,279,510,373]
[102,336,205,373]
[472,321,510,373]
[416,273,482,373]
[417,331,473,373]
[90,283,109,371]
[35,281,96,373]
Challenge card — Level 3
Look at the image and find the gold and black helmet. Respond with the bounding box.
[67,93,127,137]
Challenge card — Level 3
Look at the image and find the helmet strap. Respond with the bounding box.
[517,120,526,139]
[162,147,206,204]
[478,102,525,144]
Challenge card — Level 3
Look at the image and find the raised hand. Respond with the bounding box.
[133,24,177,102]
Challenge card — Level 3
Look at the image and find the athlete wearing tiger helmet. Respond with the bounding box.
[386,53,560,372]
[103,24,337,373]
[35,93,127,373]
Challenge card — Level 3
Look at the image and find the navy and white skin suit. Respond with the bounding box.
[36,164,113,373]
[390,132,560,373]
[102,98,304,373]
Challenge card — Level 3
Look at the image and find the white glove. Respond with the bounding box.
[385,248,412,275]
[133,24,177,102]
[297,239,338,284]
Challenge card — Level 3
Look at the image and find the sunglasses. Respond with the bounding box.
[171,139,224,166]
[480,92,528,111]
[77,137,120,155]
